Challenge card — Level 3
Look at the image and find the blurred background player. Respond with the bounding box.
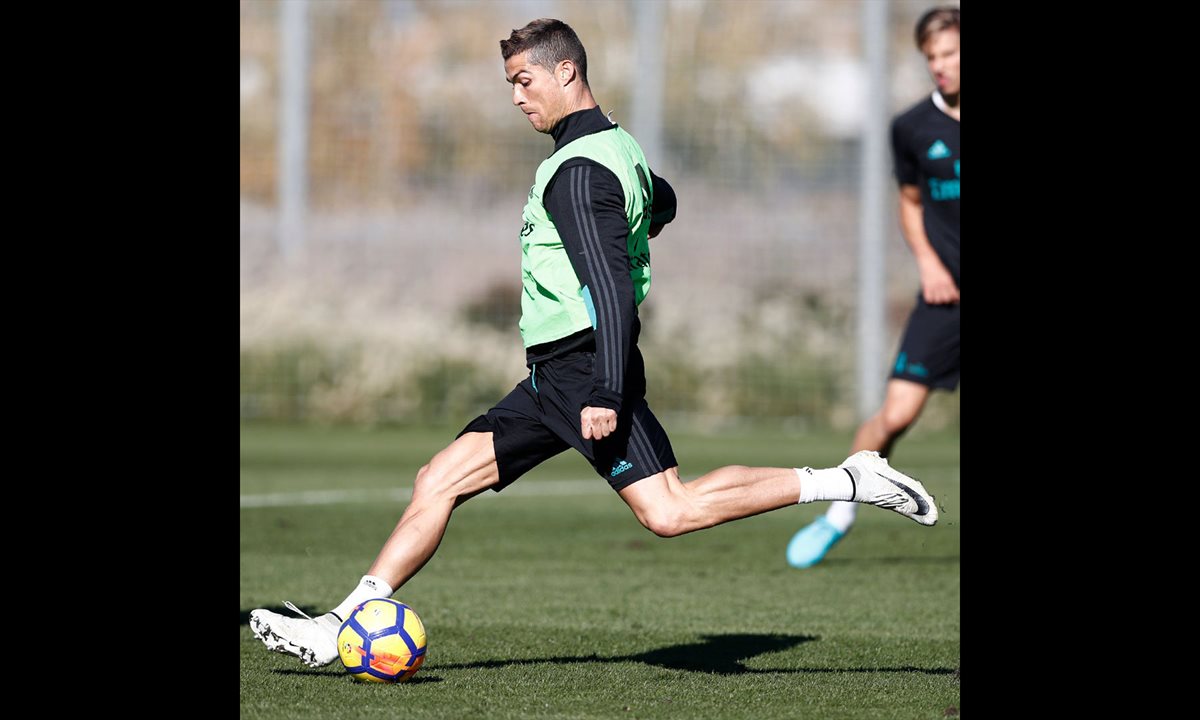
[249,17,940,669]
[786,5,959,568]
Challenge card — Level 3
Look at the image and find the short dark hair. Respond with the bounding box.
[500,18,588,86]
[915,6,959,50]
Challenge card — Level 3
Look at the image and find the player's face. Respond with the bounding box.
[505,52,566,134]
[922,28,960,96]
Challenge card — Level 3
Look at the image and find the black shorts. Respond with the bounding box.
[458,347,677,492]
[890,295,960,390]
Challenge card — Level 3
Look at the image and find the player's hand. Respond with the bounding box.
[581,406,618,441]
[918,258,960,305]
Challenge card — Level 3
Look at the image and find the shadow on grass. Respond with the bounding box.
[432,633,816,676]
[434,633,949,676]
[436,633,955,675]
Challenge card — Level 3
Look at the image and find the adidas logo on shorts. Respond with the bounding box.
[610,459,634,477]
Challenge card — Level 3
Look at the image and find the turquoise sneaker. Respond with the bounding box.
[786,516,846,568]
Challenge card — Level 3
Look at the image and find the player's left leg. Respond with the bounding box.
[619,465,799,536]
[618,451,937,538]
[595,391,935,537]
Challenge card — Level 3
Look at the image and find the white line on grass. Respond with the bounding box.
[239,478,609,508]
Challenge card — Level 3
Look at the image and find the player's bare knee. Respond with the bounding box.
[880,408,917,437]
[638,506,689,538]
[411,462,452,502]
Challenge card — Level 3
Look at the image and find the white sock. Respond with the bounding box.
[796,467,856,503]
[825,501,858,533]
[331,575,395,621]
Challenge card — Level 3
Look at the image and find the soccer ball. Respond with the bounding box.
[337,598,427,683]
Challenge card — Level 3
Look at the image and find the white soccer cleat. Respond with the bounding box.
[839,450,938,526]
[249,601,342,668]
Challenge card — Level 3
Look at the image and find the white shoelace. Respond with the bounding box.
[283,600,314,620]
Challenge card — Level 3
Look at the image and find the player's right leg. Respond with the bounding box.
[786,379,930,568]
[364,430,503,589]
[250,431,502,667]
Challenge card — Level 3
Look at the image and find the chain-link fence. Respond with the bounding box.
[240,0,960,432]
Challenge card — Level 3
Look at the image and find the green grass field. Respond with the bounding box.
[240,421,960,719]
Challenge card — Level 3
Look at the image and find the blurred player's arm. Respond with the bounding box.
[898,185,959,305]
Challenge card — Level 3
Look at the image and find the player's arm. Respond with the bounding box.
[898,185,959,305]
[544,159,637,441]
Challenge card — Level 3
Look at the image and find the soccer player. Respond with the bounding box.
[786,6,959,569]
[251,18,938,668]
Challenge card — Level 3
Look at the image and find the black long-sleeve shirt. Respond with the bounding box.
[530,106,675,414]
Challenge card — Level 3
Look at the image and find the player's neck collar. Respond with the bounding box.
[931,91,959,119]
